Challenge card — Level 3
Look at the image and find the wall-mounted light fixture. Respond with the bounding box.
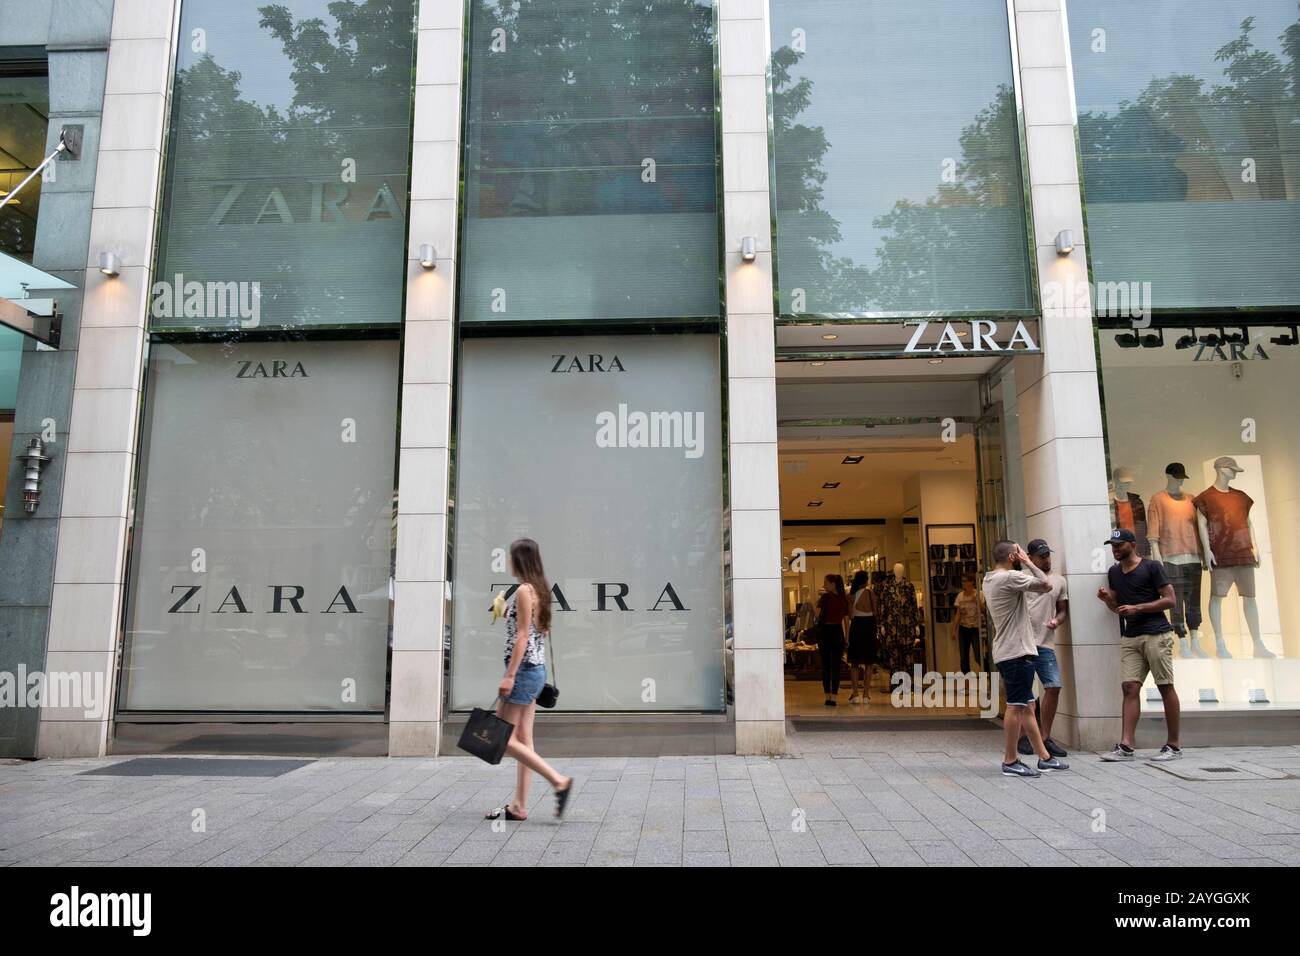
[17,438,51,514]
[418,244,437,269]
[1054,229,1074,256]
[740,236,756,262]
[98,252,119,277]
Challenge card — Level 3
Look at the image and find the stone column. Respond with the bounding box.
[1012,0,1118,752]
[39,0,180,757]
[719,0,785,755]
[387,0,464,756]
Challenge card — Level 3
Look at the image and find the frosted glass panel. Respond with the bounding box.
[120,340,398,711]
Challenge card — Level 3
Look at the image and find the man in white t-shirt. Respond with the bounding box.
[983,540,1071,778]
[1016,539,1069,760]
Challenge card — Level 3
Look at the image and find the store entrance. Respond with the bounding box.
[776,324,1028,721]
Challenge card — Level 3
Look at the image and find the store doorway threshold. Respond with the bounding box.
[791,717,998,733]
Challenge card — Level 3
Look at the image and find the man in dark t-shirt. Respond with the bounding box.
[1096,529,1181,762]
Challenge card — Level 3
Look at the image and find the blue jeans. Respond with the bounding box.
[1031,645,1062,689]
[506,663,547,705]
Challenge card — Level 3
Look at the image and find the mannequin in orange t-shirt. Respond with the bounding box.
[1194,457,1276,660]
[1148,462,1207,659]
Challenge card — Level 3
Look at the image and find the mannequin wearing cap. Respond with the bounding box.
[1147,462,1207,659]
[1110,467,1150,557]
[1194,457,1275,659]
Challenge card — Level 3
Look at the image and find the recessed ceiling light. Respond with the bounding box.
[821,333,838,341]
[810,361,826,367]
[807,500,823,507]
[822,482,840,489]
[928,358,944,365]
[841,455,863,465]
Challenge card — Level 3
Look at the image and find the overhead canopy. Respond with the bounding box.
[0,248,72,347]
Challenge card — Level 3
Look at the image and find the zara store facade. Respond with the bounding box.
[1,0,1296,759]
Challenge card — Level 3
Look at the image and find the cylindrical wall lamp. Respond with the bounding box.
[17,438,51,514]
[98,252,119,276]
[1054,229,1074,256]
[419,244,437,269]
[740,236,757,262]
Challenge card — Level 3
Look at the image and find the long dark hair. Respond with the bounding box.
[510,538,552,631]
[850,570,868,592]
[825,574,846,597]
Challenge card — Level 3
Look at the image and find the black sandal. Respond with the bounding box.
[485,805,525,821]
[554,779,574,819]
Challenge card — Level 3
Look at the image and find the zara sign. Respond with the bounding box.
[903,320,1039,355]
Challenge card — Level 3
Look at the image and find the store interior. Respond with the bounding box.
[775,324,1021,720]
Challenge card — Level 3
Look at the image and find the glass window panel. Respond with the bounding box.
[1070,2,1300,309]
[769,0,1033,316]
[154,0,415,330]
[0,72,50,263]
[451,335,725,711]
[460,0,720,324]
[120,340,398,711]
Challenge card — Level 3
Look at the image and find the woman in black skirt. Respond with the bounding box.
[847,570,879,703]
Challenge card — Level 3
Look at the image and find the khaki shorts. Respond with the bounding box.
[1211,565,1256,598]
[1121,632,1175,686]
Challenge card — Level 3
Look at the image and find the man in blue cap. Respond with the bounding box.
[1096,528,1181,761]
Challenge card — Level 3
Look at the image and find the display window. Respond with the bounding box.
[450,334,725,712]
[119,340,399,712]
[1097,322,1300,708]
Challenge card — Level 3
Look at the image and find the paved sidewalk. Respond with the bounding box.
[2,728,1299,867]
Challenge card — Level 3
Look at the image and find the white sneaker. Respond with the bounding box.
[848,694,862,704]
[1149,744,1183,762]
[1099,744,1136,762]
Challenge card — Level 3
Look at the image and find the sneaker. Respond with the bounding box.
[1149,744,1183,762]
[1017,736,1033,756]
[848,694,861,704]
[1044,737,1068,758]
[1001,760,1041,778]
[1037,756,1070,772]
[1099,744,1136,762]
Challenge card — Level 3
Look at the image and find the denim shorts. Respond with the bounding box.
[506,663,547,705]
[996,654,1037,707]
[1031,645,1062,689]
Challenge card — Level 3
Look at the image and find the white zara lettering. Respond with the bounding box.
[903,320,1038,354]
[49,886,151,936]
[594,404,704,460]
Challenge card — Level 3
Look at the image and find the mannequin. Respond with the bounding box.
[1110,466,1150,556]
[1194,457,1275,659]
[1147,462,1207,658]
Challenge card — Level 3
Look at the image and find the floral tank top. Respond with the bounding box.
[504,590,547,668]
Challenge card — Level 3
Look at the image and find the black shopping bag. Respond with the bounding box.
[457,703,514,765]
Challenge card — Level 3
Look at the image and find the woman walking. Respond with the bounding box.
[485,538,574,821]
[846,570,878,704]
[816,574,850,706]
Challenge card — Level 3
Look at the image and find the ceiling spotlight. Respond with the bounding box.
[822,482,840,489]
[810,361,826,367]
[841,455,863,465]
[928,358,944,365]
[1174,329,1198,350]
[807,500,823,508]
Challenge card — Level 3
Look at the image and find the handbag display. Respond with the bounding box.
[457,701,514,764]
